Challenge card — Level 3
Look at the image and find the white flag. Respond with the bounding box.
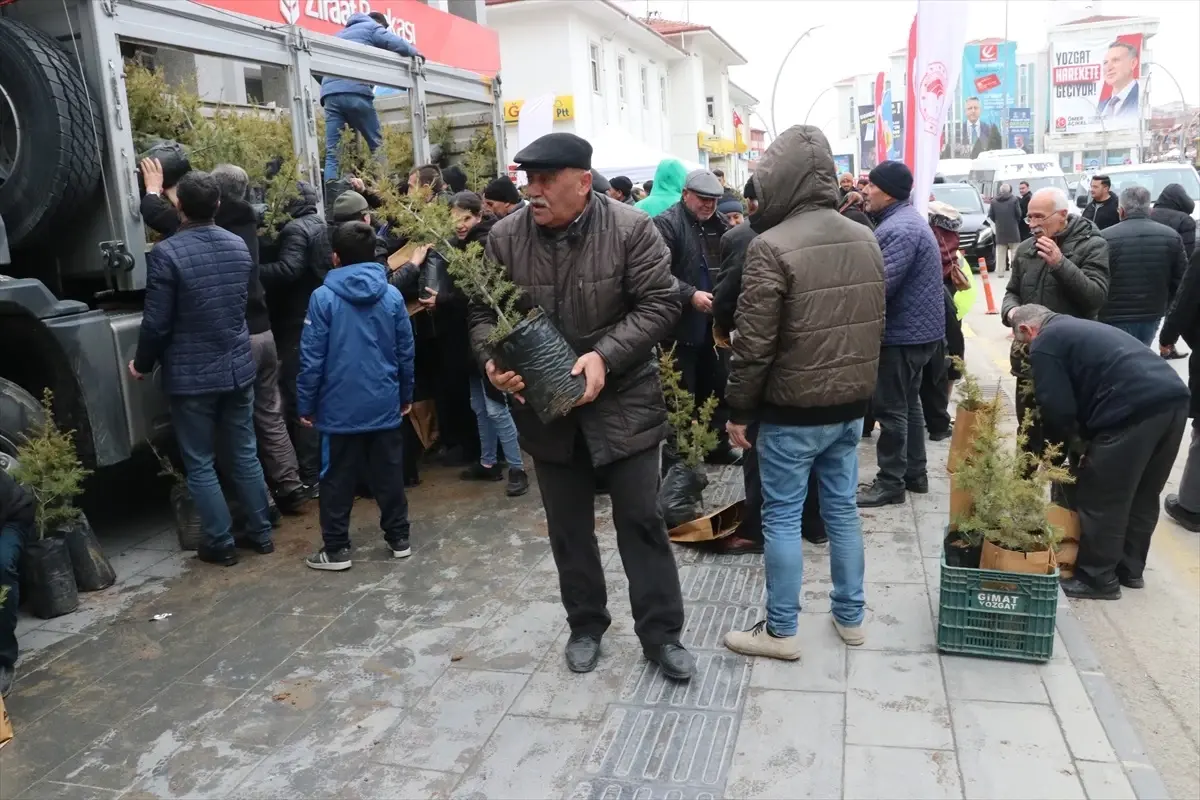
[514,94,556,187]
[903,0,970,216]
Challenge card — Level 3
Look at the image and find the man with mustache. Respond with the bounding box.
[469,133,694,681]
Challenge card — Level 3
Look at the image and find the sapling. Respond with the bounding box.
[658,345,720,469]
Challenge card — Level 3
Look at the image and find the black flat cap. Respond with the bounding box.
[513,132,592,171]
[591,170,611,193]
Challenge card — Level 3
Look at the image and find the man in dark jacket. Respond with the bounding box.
[483,176,525,217]
[988,183,1024,276]
[1151,183,1196,258]
[857,161,946,507]
[1098,186,1188,345]
[0,468,33,696]
[608,175,636,205]
[1018,180,1033,240]
[131,171,273,566]
[1083,174,1120,230]
[320,12,421,181]
[1002,187,1110,462]
[1011,305,1188,599]
[723,126,884,659]
[261,182,332,488]
[471,132,693,681]
[1159,247,1200,531]
[654,169,734,461]
[299,222,415,571]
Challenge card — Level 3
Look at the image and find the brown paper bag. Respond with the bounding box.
[408,399,438,450]
[0,694,12,750]
[947,408,979,473]
[669,501,743,543]
[980,539,1056,575]
[1047,504,1080,578]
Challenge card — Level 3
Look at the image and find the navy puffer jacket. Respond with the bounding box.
[872,201,946,346]
[134,223,256,395]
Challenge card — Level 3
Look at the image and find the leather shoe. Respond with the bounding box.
[644,642,695,680]
[904,474,929,494]
[1163,494,1200,532]
[714,535,763,554]
[929,429,952,442]
[1117,572,1144,589]
[1060,576,1120,600]
[857,481,905,508]
[565,633,602,673]
[235,537,275,555]
[197,544,239,567]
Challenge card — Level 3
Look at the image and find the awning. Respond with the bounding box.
[589,126,703,184]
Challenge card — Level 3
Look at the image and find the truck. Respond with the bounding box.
[0,0,505,471]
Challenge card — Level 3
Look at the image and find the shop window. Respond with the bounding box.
[617,55,627,102]
[589,42,602,94]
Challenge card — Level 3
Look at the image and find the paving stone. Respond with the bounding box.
[861,582,936,652]
[864,530,925,583]
[278,562,393,617]
[567,781,720,800]
[452,715,595,798]
[16,780,120,799]
[916,510,950,559]
[844,745,963,800]
[120,738,269,799]
[184,612,326,689]
[336,765,458,799]
[1040,664,1118,763]
[942,655,1049,704]
[1075,760,1136,800]
[847,650,954,750]
[372,668,528,773]
[455,599,566,672]
[952,699,1086,799]
[511,633,642,721]
[620,649,751,711]
[749,612,846,693]
[725,689,843,799]
[14,629,80,668]
[201,685,324,749]
[138,530,181,551]
[294,597,408,657]
[583,705,736,788]
[800,579,834,614]
[0,708,111,798]
[107,548,174,580]
[140,552,193,579]
[858,502,917,532]
[681,603,760,651]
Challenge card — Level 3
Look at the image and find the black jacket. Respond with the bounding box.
[1018,191,1032,240]
[0,468,34,535]
[713,221,757,334]
[1161,248,1200,418]
[260,182,332,345]
[840,206,875,231]
[1098,214,1188,323]
[1083,193,1120,230]
[653,201,731,345]
[141,193,270,335]
[988,194,1023,244]
[1030,315,1189,439]
[1151,183,1196,258]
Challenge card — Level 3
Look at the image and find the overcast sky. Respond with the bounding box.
[618,0,1200,139]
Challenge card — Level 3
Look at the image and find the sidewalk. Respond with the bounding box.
[0,342,1167,799]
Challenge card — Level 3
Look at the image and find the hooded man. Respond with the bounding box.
[1151,183,1196,258]
[634,159,687,217]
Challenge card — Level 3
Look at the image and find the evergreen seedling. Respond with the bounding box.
[658,346,720,469]
[951,356,985,411]
[11,390,91,539]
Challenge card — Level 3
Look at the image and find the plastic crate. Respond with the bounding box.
[937,551,1060,663]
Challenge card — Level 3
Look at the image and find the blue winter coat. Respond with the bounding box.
[873,201,947,346]
[319,13,419,101]
[296,261,415,434]
[133,223,256,396]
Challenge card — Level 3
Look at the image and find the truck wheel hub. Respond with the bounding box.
[0,82,18,186]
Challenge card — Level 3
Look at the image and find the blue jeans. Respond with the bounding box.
[170,386,272,549]
[323,93,384,181]
[1107,319,1159,347]
[468,376,524,470]
[0,522,25,667]
[758,420,867,635]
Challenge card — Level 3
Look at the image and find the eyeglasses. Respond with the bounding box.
[1023,210,1065,224]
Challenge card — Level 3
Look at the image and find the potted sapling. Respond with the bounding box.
[947,358,986,473]
[656,346,719,529]
[151,443,203,551]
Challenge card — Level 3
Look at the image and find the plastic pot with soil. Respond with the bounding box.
[654,345,720,529]
[21,536,78,619]
[492,309,586,424]
[151,444,203,551]
[60,516,115,591]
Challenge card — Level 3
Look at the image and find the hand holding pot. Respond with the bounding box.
[410,244,430,266]
[140,157,164,195]
[572,352,607,406]
[485,359,525,402]
[419,289,438,309]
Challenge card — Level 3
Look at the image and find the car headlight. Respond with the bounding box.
[976,223,995,248]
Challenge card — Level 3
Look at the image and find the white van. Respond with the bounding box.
[937,158,974,184]
[1090,163,1200,221]
[969,150,1071,203]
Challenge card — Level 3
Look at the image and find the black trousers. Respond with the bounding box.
[277,333,321,485]
[319,428,411,551]
[919,339,952,435]
[1074,405,1187,588]
[674,341,729,442]
[1014,377,1068,473]
[741,423,826,543]
[874,342,939,491]
[534,435,685,647]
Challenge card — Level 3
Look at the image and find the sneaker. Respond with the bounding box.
[387,536,412,559]
[857,480,906,508]
[506,468,530,497]
[274,486,310,515]
[724,620,801,660]
[197,543,239,567]
[460,463,503,482]
[0,663,14,698]
[303,482,320,500]
[306,547,352,571]
[832,616,866,646]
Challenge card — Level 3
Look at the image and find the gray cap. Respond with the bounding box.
[684,169,724,198]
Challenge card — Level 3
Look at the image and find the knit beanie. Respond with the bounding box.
[868,160,913,202]
[331,190,370,222]
[718,197,744,215]
[483,176,521,205]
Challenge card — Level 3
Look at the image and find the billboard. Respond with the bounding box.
[1051,33,1144,134]
[833,154,854,176]
[858,105,877,172]
[959,41,1016,158]
[1007,107,1032,152]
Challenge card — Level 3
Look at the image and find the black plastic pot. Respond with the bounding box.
[171,485,204,551]
[943,528,982,569]
[658,463,709,529]
[420,250,452,298]
[60,516,115,591]
[23,536,79,619]
[493,309,586,424]
[138,138,191,191]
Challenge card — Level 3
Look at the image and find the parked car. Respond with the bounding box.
[930,182,995,272]
[1074,163,1200,221]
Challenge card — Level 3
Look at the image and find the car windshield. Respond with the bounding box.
[1018,175,1070,194]
[930,185,983,214]
[1107,169,1200,202]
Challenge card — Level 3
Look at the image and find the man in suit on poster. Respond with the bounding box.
[1097,40,1141,120]
[959,97,1000,158]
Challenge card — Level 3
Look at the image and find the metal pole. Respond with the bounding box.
[803,86,834,125]
[1147,62,1189,162]
[770,25,823,139]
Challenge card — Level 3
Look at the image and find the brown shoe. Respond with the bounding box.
[713,535,764,555]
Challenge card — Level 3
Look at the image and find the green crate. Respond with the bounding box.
[937,551,1059,663]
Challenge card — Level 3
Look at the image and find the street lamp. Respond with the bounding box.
[803,85,835,125]
[1145,62,1190,163]
[770,25,823,138]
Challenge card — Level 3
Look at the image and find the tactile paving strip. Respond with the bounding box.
[583,706,738,788]
[569,780,721,800]
[620,652,751,712]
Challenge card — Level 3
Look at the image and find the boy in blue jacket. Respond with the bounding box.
[298,222,416,571]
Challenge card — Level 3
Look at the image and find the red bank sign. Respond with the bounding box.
[196,0,501,75]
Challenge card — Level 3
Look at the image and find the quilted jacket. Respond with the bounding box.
[872,200,946,346]
[319,13,419,101]
[133,223,256,396]
[1098,213,1189,323]
[261,183,332,346]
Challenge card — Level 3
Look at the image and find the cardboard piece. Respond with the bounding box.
[949,472,973,522]
[669,501,743,543]
[980,539,1055,575]
[408,399,438,450]
[947,407,979,473]
[0,695,12,750]
[387,243,430,318]
[1047,504,1080,578]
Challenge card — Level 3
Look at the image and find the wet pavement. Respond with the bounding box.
[0,349,1166,799]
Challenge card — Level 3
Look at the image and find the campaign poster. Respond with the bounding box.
[858,105,877,171]
[890,100,904,161]
[833,154,854,176]
[1051,33,1144,134]
[959,40,1016,157]
[1007,107,1032,152]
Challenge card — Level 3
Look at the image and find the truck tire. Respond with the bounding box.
[0,376,42,470]
[0,18,104,250]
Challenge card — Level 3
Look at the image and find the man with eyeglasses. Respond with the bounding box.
[1001,187,1110,463]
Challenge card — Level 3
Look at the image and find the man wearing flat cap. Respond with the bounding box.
[469,132,694,681]
[654,169,736,463]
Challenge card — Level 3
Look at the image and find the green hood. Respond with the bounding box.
[635,159,688,217]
